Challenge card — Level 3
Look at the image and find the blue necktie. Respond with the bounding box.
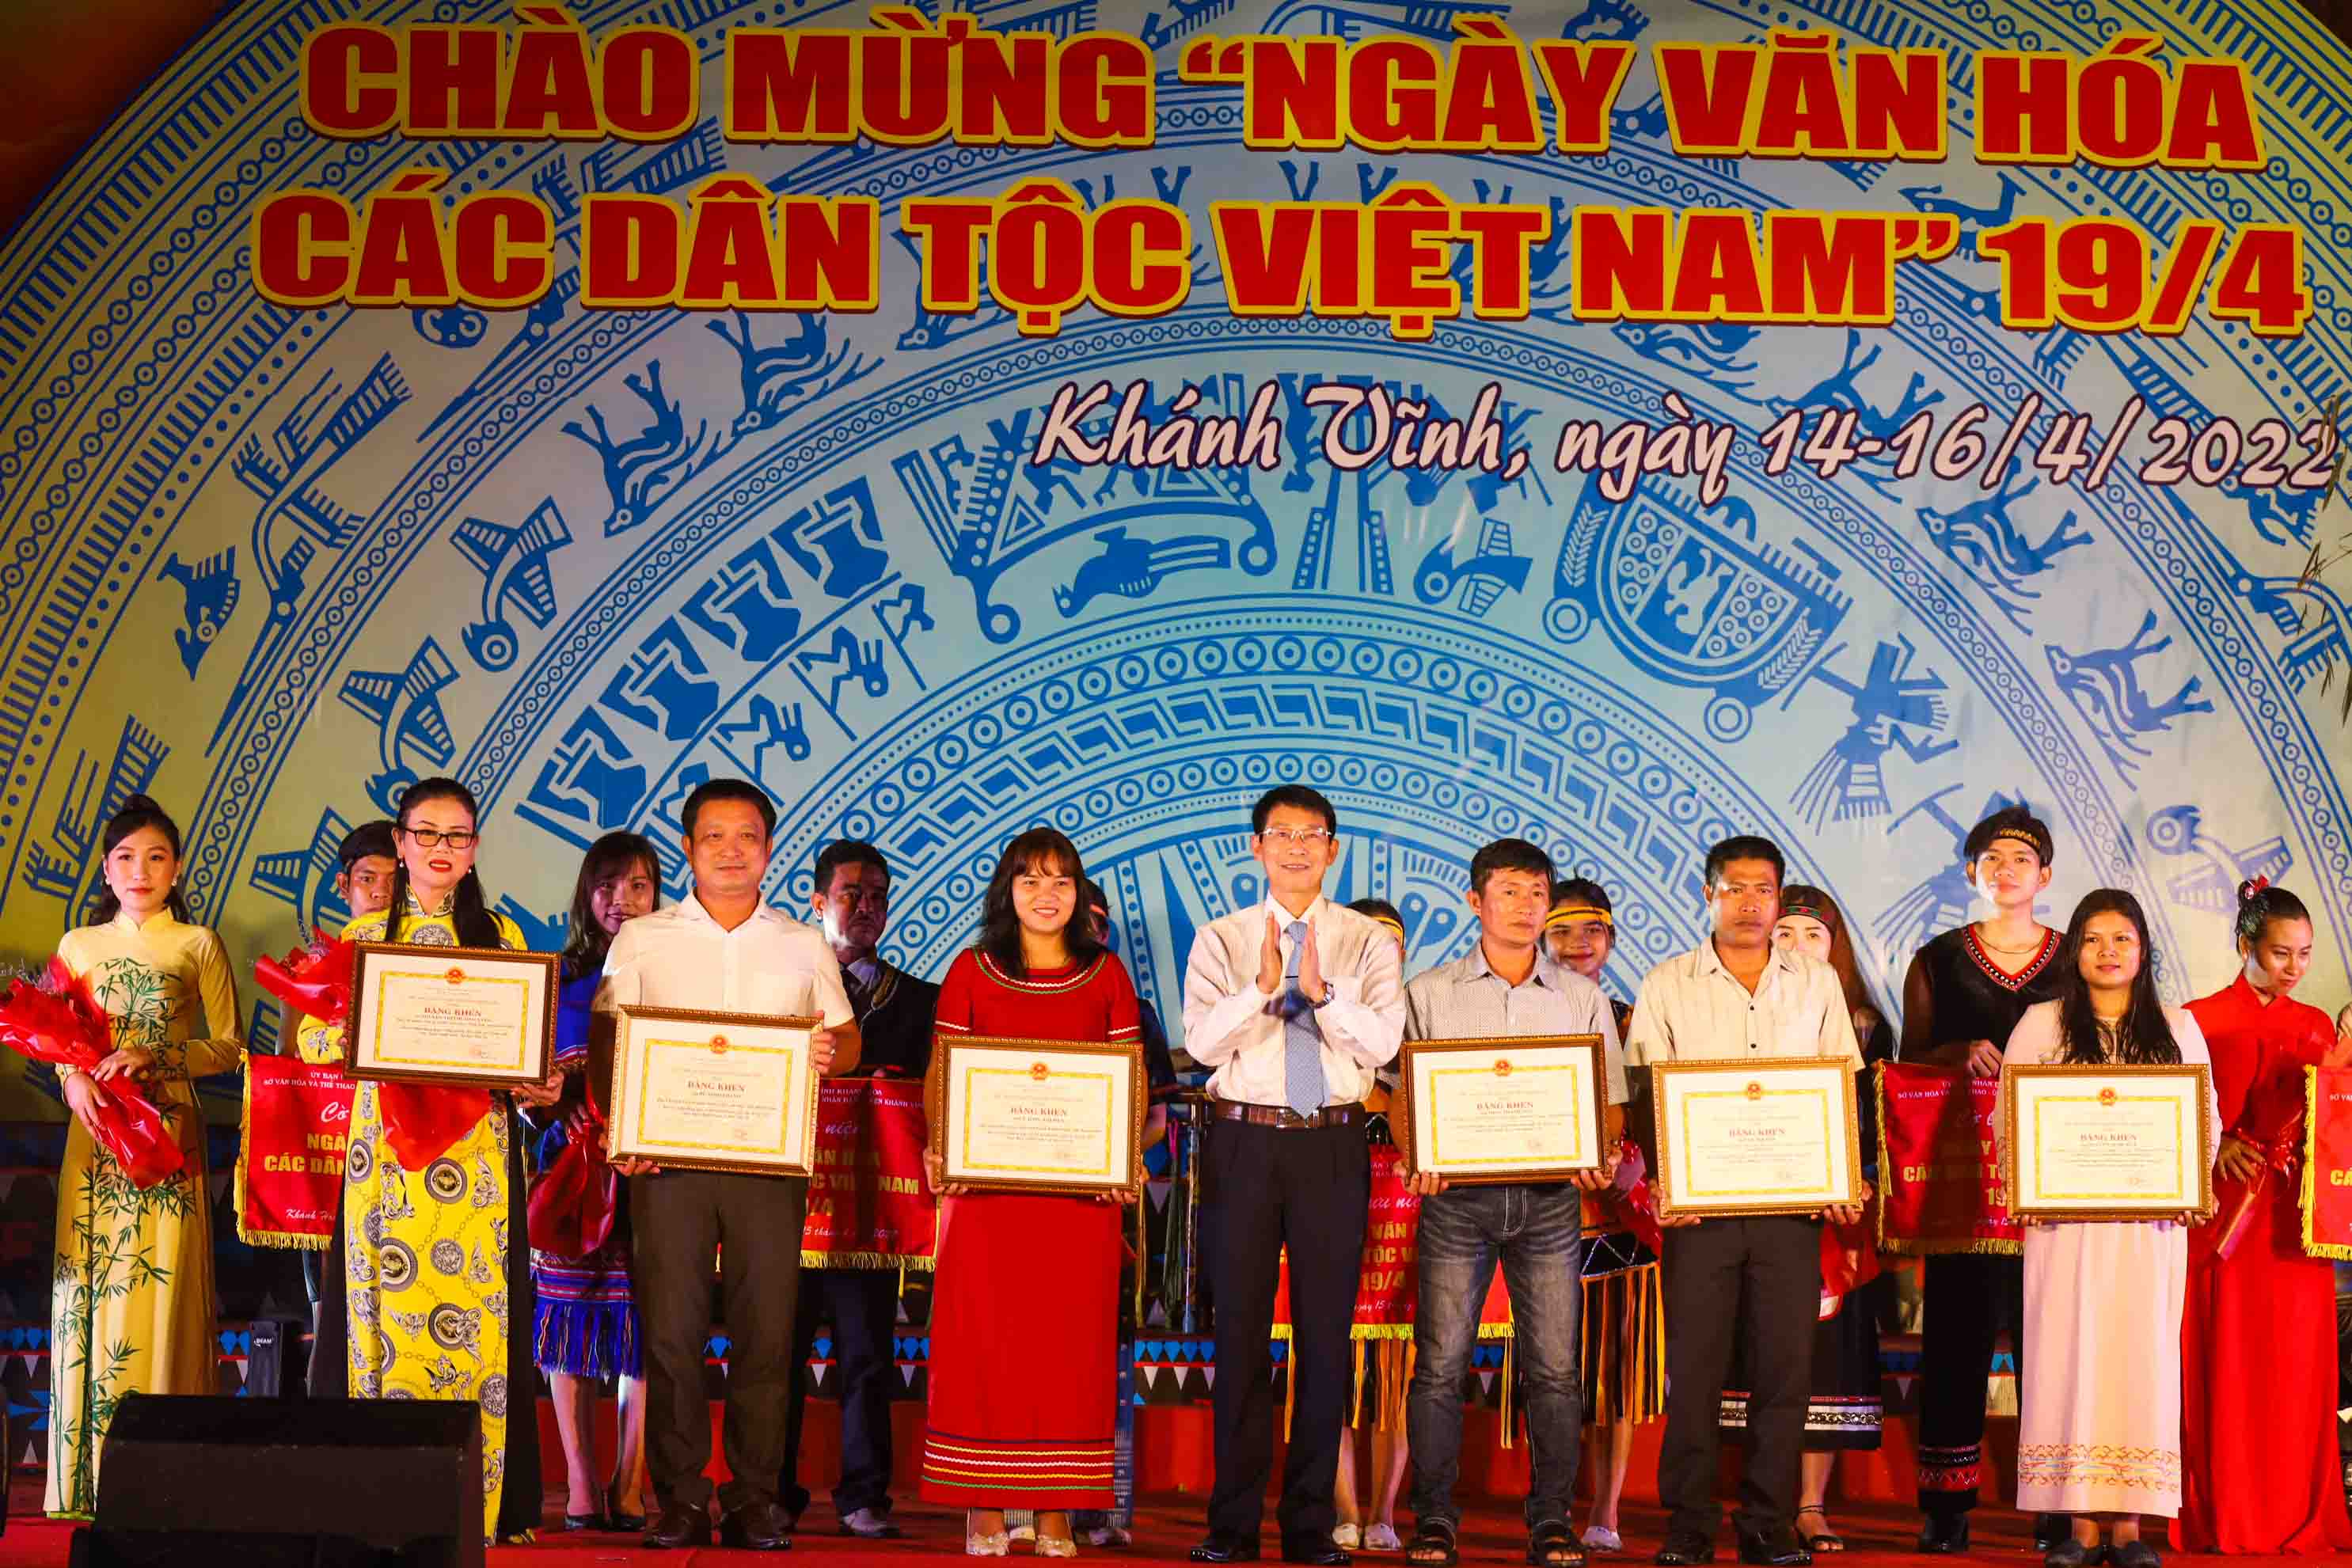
[1282,918,1325,1118]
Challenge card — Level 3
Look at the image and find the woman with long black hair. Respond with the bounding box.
[46,795,243,1517]
[1998,890,2217,1568]
[920,827,1143,1557]
[530,831,659,1532]
[338,776,560,1542]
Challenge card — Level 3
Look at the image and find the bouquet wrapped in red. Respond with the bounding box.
[526,1094,617,1258]
[0,959,186,1187]
[252,928,357,1030]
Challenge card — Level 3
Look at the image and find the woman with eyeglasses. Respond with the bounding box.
[334,776,562,1542]
[46,795,244,1518]
[920,827,1143,1557]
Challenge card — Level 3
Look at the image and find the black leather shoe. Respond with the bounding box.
[720,1500,796,1551]
[1917,1514,1970,1555]
[2035,1517,2071,1554]
[644,1501,713,1549]
[1192,1536,1262,1563]
[1282,1540,1352,1566]
[1737,1528,1813,1567]
[1656,1531,1717,1566]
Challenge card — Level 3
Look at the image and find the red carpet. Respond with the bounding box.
[2,1492,2347,1566]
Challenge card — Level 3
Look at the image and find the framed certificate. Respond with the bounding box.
[346,941,557,1087]
[1395,1035,1607,1183]
[604,1005,822,1175]
[925,1035,1142,1194]
[2002,1062,2214,1222]
[1640,1057,1863,1219]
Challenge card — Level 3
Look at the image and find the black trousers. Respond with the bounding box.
[304,1186,348,1398]
[1204,1117,1370,1543]
[633,1169,807,1513]
[1916,1252,2024,1515]
[1657,1217,1820,1540]
[780,1266,902,1520]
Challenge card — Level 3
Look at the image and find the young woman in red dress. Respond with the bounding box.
[2175,879,2352,1555]
[921,827,1143,1558]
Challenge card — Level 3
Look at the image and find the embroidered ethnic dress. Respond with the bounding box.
[340,902,536,1540]
[2000,999,2217,1518]
[919,949,1142,1508]
[47,911,245,1517]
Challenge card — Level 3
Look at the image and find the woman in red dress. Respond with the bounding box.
[2175,879,2352,1555]
[921,827,1142,1558]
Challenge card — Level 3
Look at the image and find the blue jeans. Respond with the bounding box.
[1406,1183,1585,1531]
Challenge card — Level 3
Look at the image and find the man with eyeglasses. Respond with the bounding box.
[1183,784,1407,1566]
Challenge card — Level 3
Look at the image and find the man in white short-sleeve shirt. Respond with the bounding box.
[596,779,857,1551]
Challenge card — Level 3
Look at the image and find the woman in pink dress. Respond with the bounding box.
[1999,890,2217,1568]
[2175,880,2352,1554]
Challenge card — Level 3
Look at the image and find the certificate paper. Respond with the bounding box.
[1646,1057,1861,1218]
[606,1006,819,1175]
[346,942,557,1087]
[2003,1062,2213,1222]
[925,1036,1142,1194]
[1396,1035,1606,1183]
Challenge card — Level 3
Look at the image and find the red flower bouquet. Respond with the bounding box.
[0,960,186,1187]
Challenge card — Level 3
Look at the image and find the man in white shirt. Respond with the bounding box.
[1622,837,1865,1568]
[596,779,859,1551]
[1182,785,1406,1566]
[1400,839,1627,1568]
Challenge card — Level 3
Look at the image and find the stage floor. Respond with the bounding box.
[3,1487,2346,1566]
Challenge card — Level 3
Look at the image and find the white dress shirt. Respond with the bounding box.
[1182,894,1405,1106]
[1622,940,1862,1067]
[1404,947,1631,1107]
[594,892,855,1027]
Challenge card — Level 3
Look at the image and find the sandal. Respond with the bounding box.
[1408,1519,1461,1567]
[1529,1520,1588,1568]
[1796,1507,1845,1553]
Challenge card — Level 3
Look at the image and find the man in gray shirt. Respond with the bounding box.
[1400,839,1627,1568]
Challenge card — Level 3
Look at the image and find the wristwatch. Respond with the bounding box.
[1308,983,1336,1009]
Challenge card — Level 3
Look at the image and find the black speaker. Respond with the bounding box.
[69,1394,484,1568]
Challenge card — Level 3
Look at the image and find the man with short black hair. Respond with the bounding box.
[1185,784,1406,1566]
[599,778,859,1551]
[1402,838,1626,1568]
[777,840,938,1539]
[332,819,397,924]
[1624,836,1865,1568]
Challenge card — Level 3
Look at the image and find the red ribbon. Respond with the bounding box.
[374,1081,493,1171]
[0,959,187,1188]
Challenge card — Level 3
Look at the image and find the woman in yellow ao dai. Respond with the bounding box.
[47,796,243,1517]
[337,776,557,1542]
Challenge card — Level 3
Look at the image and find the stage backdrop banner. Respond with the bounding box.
[2,0,2351,1133]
